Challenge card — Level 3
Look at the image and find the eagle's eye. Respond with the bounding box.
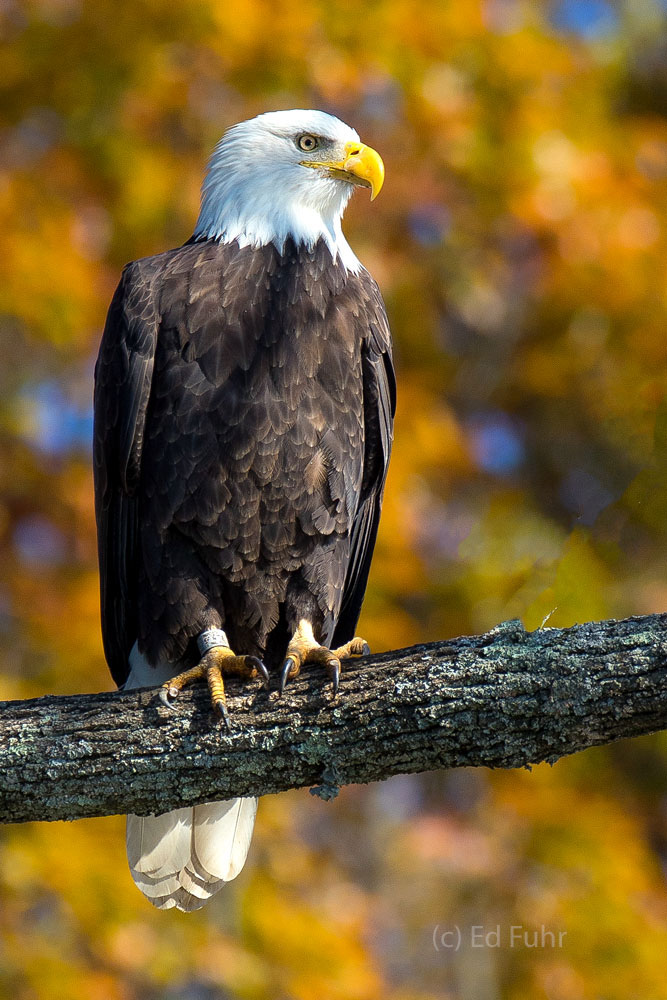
[297,134,319,152]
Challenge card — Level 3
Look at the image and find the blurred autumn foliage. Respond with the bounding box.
[2,0,667,996]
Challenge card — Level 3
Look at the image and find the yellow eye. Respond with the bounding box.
[297,134,319,152]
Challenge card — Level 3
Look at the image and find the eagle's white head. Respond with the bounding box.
[193,110,384,272]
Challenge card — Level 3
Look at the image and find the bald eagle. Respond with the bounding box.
[94,110,395,911]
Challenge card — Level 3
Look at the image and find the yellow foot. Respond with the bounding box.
[280,619,370,698]
[159,643,268,730]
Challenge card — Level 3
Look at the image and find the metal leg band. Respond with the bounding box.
[197,628,229,656]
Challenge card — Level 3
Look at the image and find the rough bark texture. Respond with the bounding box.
[2,614,667,824]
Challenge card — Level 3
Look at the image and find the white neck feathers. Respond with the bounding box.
[193,114,362,273]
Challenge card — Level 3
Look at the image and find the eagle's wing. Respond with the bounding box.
[332,270,396,647]
[93,261,159,686]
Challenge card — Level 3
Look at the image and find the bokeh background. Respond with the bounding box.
[2,0,667,996]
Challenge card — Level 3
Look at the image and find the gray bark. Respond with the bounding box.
[1,614,667,824]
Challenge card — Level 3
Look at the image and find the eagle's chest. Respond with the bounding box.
[144,279,365,547]
[154,310,361,451]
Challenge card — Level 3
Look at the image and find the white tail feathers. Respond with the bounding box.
[126,797,258,911]
[124,643,258,911]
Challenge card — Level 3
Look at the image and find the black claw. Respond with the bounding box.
[159,687,177,711]
[329,660,340,698]
[280,656,296,695]
[361,642,371,657]
[215,700,232,731]
[247,655,269,686]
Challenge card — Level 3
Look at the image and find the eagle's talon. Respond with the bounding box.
[280,623,371,697]
[215,700,232,730]
[157,645,262,722]
[247,655,269,685]
[328,659,340,697]
[159,686,178,710]
[279,656,298,694]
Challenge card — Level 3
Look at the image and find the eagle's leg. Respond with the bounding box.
[159,628,268,729]
[280,619,370,697]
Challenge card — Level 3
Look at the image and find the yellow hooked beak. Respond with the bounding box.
[301,141,385,201]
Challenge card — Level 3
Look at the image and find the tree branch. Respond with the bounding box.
[2,613,667,824]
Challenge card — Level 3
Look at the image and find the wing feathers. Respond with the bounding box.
[94,261,159,685]
[333,276,394,646]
